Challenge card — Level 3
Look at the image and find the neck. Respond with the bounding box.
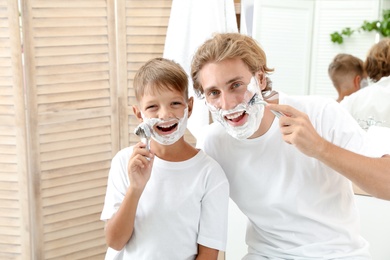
[150,138,198,162]
[249,99,278,138]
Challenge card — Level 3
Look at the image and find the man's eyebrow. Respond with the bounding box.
[204,76,244,92]
[203,85,217,93]
[225,76,243,85]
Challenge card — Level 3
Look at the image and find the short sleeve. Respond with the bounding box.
[100,147,132,221]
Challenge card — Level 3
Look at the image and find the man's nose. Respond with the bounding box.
[219,92,239,110]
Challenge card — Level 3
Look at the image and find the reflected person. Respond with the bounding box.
[341,38,390,129]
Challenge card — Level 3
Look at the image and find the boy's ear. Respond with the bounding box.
[132,105,144,122]
[354,75,361,90]
[187,97,194,118]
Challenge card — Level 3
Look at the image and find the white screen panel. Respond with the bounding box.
[310,0,380,98]
[253,0,314,95]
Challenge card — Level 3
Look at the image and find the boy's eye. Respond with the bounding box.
[171,101,183,106]
[145,105,157,110]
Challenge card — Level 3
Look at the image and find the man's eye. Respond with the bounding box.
[232,82,244,89]
[207,90,219,97]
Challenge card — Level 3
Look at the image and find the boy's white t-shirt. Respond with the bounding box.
[198,93,384,259]
[101,148,229,260]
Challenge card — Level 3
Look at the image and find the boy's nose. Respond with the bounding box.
[158,106,174,119]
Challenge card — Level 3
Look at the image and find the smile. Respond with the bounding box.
[225,111,246,123]
[156,122,178,132]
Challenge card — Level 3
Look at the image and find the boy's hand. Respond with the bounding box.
[267,103,327,158]
[128,142,154,193]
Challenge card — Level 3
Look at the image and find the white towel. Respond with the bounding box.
[163,0,238,140]
[240,0,255,36]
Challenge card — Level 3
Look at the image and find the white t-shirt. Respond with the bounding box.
[101,148,229,260]
[197,93,383,259]
[362,125,390,158]
[341,76,390,129]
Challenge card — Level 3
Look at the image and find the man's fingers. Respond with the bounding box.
[267,104,298,117]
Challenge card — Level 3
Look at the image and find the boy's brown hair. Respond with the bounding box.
[328,53,364,90]
[133,58,189,101]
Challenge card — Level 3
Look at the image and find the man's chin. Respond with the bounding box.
[226,122,249,133]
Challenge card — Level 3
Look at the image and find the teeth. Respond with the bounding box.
[158,122,176,128]
[225,112,244,120]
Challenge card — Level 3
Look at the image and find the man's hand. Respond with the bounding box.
[267,103,328,159]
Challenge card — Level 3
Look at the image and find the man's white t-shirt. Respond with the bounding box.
[101,148,229,260]
[198,93,385,259]
[341,76,390,129]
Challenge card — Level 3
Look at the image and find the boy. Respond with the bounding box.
[101,58,229,259]
[328,53,367,102]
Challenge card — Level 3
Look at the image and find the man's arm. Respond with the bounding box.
[315,141,390,200]
[268,103,390,200]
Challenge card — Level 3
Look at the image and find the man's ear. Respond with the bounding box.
[132,105,144,122]
[257,71,267,91]
[187,96,194,118]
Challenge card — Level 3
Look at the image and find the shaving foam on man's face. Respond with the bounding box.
[141,107,189,145]
[206,77,265,140]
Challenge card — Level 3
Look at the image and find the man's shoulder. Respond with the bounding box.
[196,122,227,148]
[282,94,338,113]
[341,79,390,108]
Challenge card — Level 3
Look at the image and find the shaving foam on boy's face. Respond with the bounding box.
[141,107,189,145]
[206,77,265,140]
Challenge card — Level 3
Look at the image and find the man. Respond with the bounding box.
[191,32,390,259]
[341,38,390,129]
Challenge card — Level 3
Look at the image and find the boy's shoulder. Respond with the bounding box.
[112,146,134,161]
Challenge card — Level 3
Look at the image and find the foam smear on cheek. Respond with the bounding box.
[210,99,265,140]
[141,108,188,145]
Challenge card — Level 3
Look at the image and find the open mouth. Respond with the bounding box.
[156,122,178,133]
[224,111,246,123]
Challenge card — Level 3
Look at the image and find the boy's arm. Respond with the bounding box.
[104,188,142,250]
[104,143,154,250]
[195,244,219,260]
[268,103,390,201]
